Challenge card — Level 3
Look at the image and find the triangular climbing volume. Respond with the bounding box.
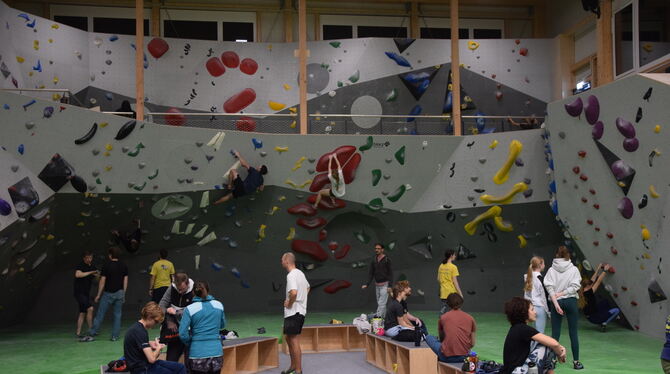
[594,140,636,196]
[393,38,416,54]
[398,66,441,101]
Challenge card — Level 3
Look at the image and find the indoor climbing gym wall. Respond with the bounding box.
[0,87,564,325]
[1,0,552,133]
[547,74,670,340]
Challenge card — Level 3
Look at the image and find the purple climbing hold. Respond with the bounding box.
[584,95,599,124]
[623,138,639,152]
[611,160,634,180]
[616,117,635,138]
[0,198,11,216]
[43,106,54,118]
[617,197,634,219]
[592,121,604,140]
[564,97,583,117]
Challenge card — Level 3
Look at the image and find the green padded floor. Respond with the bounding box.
[0,311,662,374]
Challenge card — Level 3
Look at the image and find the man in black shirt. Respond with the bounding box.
[384,280,426,338]
[361,243,393,318]
[81,247,128,342]
[74,250,99,338]
[124,301,185,374]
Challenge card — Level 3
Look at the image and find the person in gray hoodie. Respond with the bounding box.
[543,246,584,370]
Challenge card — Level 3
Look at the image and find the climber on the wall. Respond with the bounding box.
[313,155,345,209]
[214,150,268,205]
[111,218,142,254]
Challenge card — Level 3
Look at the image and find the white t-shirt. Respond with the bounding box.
[328,169,346,198]
[284,268,310,318]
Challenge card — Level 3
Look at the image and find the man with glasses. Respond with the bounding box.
[361,243,393,319]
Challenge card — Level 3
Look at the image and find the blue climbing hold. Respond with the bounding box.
[43,106,54,118]
[407,105,422,122]
[105,92,114,101]
[3,104,9,110]
[18,144,24,155]
[252,138,263,150]
[109,35,119,42]
[231,267,241,278]
[0,198,11,216]
[549,180,556,193]
[384,52,412,68]
[443,91,453,113]
[32,60,42,72]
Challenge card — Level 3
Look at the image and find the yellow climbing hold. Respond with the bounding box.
[103,151,110,157]
[33,40,39,50]
[489,140,499,149]
[16,56,25,63]
[288,107,297,113]
[256,224,267,242]
[518,235,527,248]
[299,179,312,188]
[48,38,53,43]
[642,252,652,259]
[52,93,61,101]
[289,120,297,129]
[285,179,298,188]
[650,185,661,198]
[493,140,523,184]
[468,41,480,51]
[286,227,296,240]
[265,206,280,215]
[464,205,502,235]
[45,234,55,240]
[51,23,59,29]
[278,195,286,202]
[275,146,289,153]
[99,122,109,128]
[642,43,653,52]
[76,221,85,227]
[268,101,286,111]
[283,84,292,91]
[105,144,113,151]
[104,165,112,171]
[480,182,528,204]
[494,216,514,232]
[292,156,306,171]
[53,76,59,84]
[654,125,661,133]
[641,225,650,240]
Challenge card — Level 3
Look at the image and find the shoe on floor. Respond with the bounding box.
[79,335,95,342]
[110,336,119,341]
[573,361,584,370]
[600,324,607,332]
[280,369,295,374]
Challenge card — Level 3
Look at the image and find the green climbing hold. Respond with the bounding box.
[105,186,112,192]
[127,142,145,157]
[395,146,406,165]
[348,70,360,83]
[148,169,159,180]
[385,89,398,102]
[354,229,371,244]
[337,81,343,87]
[366,198,383,212]
[95,178,102,185]
[387,184,407,202]
[329,41,341,48]
[359,136,373,152]
[133,181,147,191]
[320,63,330,69]
[387,241,397,250]
[371,169,381,186]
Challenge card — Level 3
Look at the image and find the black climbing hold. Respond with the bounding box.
[490,285,497,292]
[643,87,653,101]
[446,212,456,222]
[487,232,498,242]
[635,107,643,123]
[474,188,485,193]
[648,279,667,303]
[649,150,658,167]
[639,194,648,209]
[74,122,98,145]
[483,222,494,233]
[70,175,87,193]
[457,243,476,260]
[115,120,136,140]
[466,290,476,295]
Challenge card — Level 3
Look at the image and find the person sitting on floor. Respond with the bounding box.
[581,263,620,332]
[501,297,566,374]
[124,301,186,374]
[384,280,427,339]
[425,293,476,363]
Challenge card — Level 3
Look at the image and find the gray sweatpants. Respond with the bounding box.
[376,284,389,318]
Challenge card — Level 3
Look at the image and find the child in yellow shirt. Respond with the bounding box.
[437,249,462,314]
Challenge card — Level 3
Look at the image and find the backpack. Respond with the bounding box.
[106,359,127,372]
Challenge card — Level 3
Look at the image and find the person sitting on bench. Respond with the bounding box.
[384,280,427,339]
[124,301,186,374]
[214,150,267,205]
[424,293,476,363]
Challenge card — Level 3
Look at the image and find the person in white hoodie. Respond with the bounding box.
[543,246,584,370]
[523,256,549,333]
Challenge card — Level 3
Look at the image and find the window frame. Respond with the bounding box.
[319,15,409,39]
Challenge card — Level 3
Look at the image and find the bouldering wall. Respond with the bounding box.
[547,73,670,339]
[0,1,553,127]
[0,89,563,325]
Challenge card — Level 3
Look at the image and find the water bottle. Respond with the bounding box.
[527,362,539,374]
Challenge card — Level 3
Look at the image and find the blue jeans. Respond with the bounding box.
[603,308,620,325]
[133,360,186,374]
[424,335,467,363]
[534,305,547,334]
[375,284,389,318]
[384,325,412,337]
[89,290,124,338]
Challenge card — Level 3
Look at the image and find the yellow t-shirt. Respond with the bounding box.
[150,259,175,289]
[438,262,460,299]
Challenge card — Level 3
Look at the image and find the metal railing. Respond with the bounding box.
[0,88,85,107]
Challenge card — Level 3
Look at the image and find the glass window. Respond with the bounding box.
[638,0,670,67]
[93,17,149,36]
[222,22,254,42]
[473,28,502,39]
[420,27,469,39]
[357,26,407,38]
[323,25,353,40]
[163,20,217,40]
[54,15,88,31]
[614,4,633,75]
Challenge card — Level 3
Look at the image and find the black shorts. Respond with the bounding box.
[74,293,92,313]
[231,176,246,198]
[283,313,305,335]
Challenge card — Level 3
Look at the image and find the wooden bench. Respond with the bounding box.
[438,361,465,374]
[365,333,437,374]
[280,324,365,354]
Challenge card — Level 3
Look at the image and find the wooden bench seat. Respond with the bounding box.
[365,333,437,374]
[280,324,365,354]
[438,361,465,374]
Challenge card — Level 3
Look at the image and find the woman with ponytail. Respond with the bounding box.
[523,256,549,333]
[179,281,226,374]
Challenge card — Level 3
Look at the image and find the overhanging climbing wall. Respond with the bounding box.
[547,73,670,339]
[0,89,564,325]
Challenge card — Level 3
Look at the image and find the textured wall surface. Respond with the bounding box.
[547,74,670,339]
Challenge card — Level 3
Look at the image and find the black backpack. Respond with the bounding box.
[106,359,127,372]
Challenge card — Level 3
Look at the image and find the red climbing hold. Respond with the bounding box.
[328,241,338,251]
[316,146,357,172]
[593,203,600,209]
[206,57,226,77]
[572,166,580,174]
[342,153,361,184]
[307,195,346,209]
[589,189,596,195]
[324,280,352,294]
[309,173,331,193]
[607,232,614,239]
[621,286,628,291]
[291,239,328,262]
[297,217,327,230]
[235,117,256,132]
[240,58,258,75]
[519,47,528,56]
[287,203,317,216]
[586,219,593,225]
[608,266,616,274]
[593,241,599,246]
[334,244,351,260]
[610,247,618,255]
[224,88,256,113]
[581,197,588,203]
[594,227,600,231]
[319,229,327,242]
[147,38,169,59]
[165,107,185,126]
[515,39,521,45]
[221,51,240,68]
[578,151,586,158]
[630,301,638,306]
[580,174,588,181]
